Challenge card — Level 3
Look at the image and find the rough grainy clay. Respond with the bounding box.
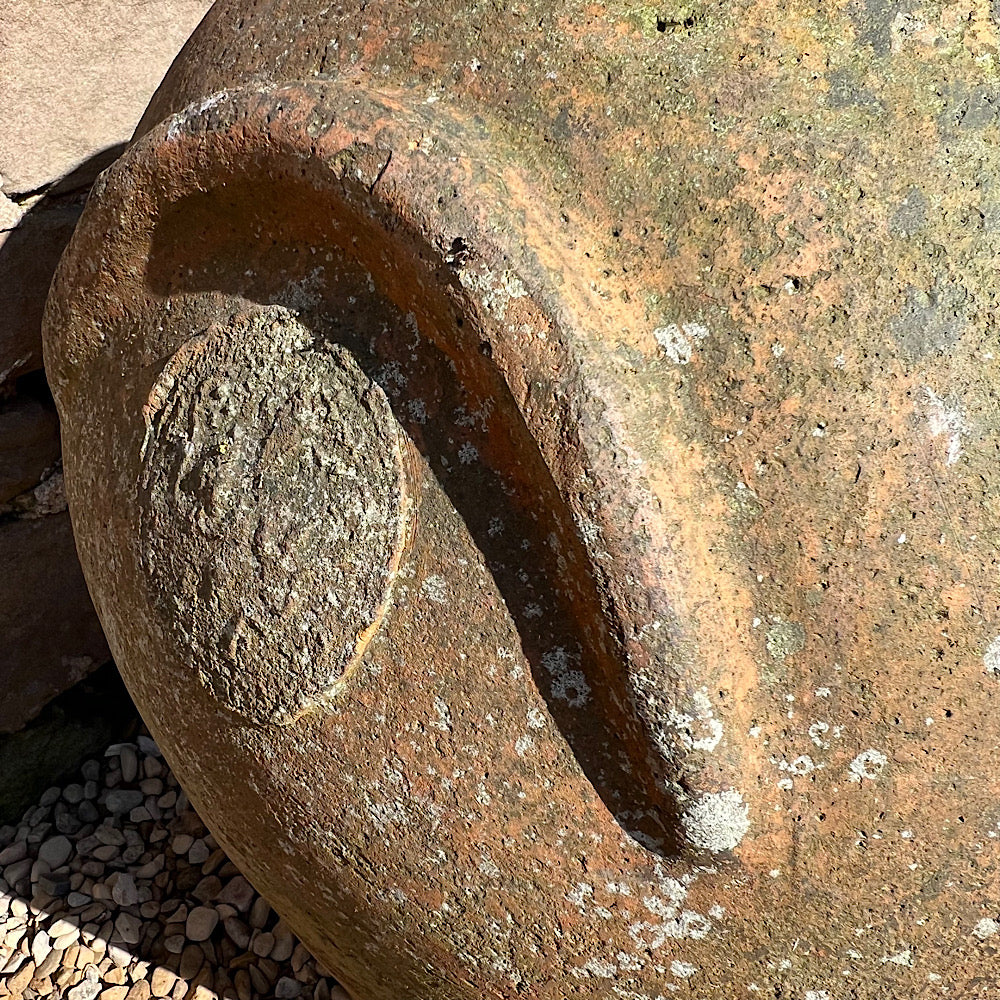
[41,0,1000,995]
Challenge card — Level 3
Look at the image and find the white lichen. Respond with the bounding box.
[681,789,750,852]
[848,748,888,783]
[652,322,709,365]
[973,918,1000,940]
[984,635,1000,677]
[924,387,965,466]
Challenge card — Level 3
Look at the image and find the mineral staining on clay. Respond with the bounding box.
[137,307,411,725]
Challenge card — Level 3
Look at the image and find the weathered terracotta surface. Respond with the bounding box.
[43,0,1000,995]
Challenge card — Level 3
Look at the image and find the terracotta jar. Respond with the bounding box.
[44,0,1000,996]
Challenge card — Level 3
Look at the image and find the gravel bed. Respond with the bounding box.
[0,732,350,1000]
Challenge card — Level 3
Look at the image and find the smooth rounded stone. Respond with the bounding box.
[36,946,64,978]
[0,840,27,865]
[271,926,294,963]
[105,962,127,984]
[216,875,254,913]
[163,935,186,954]
[48,918,79,941]
[179,943,205,979]
[68,979,102,1000]
[126,981,152,1000]
[275,977,303,999]
[186,906,220,942]
[128,806,152,823]
[121,844,144,864]
[55,812,83,835]
[137,736,161,758]
[192,875,221,903]
[39,787,62,807]
[1,948,28,975]
[187,839,210,865]
[156,790,177,810]
[4,857,31,883]
[78,801,100,825]
[250,931,274,958]
[31,928,52,964]
[80,760,100,782]
[107,942,132,968]
[95,825,126,847]
[290,944,310,974]
[171,834,193,856]
[83,781,100,801]
[229,969,251,1000]
[109,872,138,906]
[114,912,141,945]
[119,747,138,783]
[139,778,163,796]
[104,790,144,815]
[38,872,72,896]
[8,960,37,994]
[248,965,271,995]
[63,784,85,805]
[222,917,250,950]
[248,896,270,930]
[92,845,119,863]
[150,967,177,998]
[133,856,163,879]
[99,986,129,1000]
[66,891,91,907]
[53,928,81,951]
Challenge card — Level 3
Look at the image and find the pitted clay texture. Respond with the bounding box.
[137,307,409,725]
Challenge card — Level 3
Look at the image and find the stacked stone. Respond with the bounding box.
[0,0,214,736]
[0,735,349,1000]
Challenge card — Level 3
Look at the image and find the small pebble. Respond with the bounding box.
[120,746,138,783]
[251,930,275,958]
[39,787,62,807]
[276,976,303,999]
[0,840,27,865]
[164,935,186,954]
[179,943,205,979]
[110,872,138,906]
[31,928,52,964]
[186,906,220,942]
[63,783,85,805]
[68,979,101,1000]
[150,968,177,998]
[0,730,345,1000]
[105,790,144,815]
[115,911,142,945]
[250,895,271,929]
[187,839,210,865]
[171,834,193,856]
